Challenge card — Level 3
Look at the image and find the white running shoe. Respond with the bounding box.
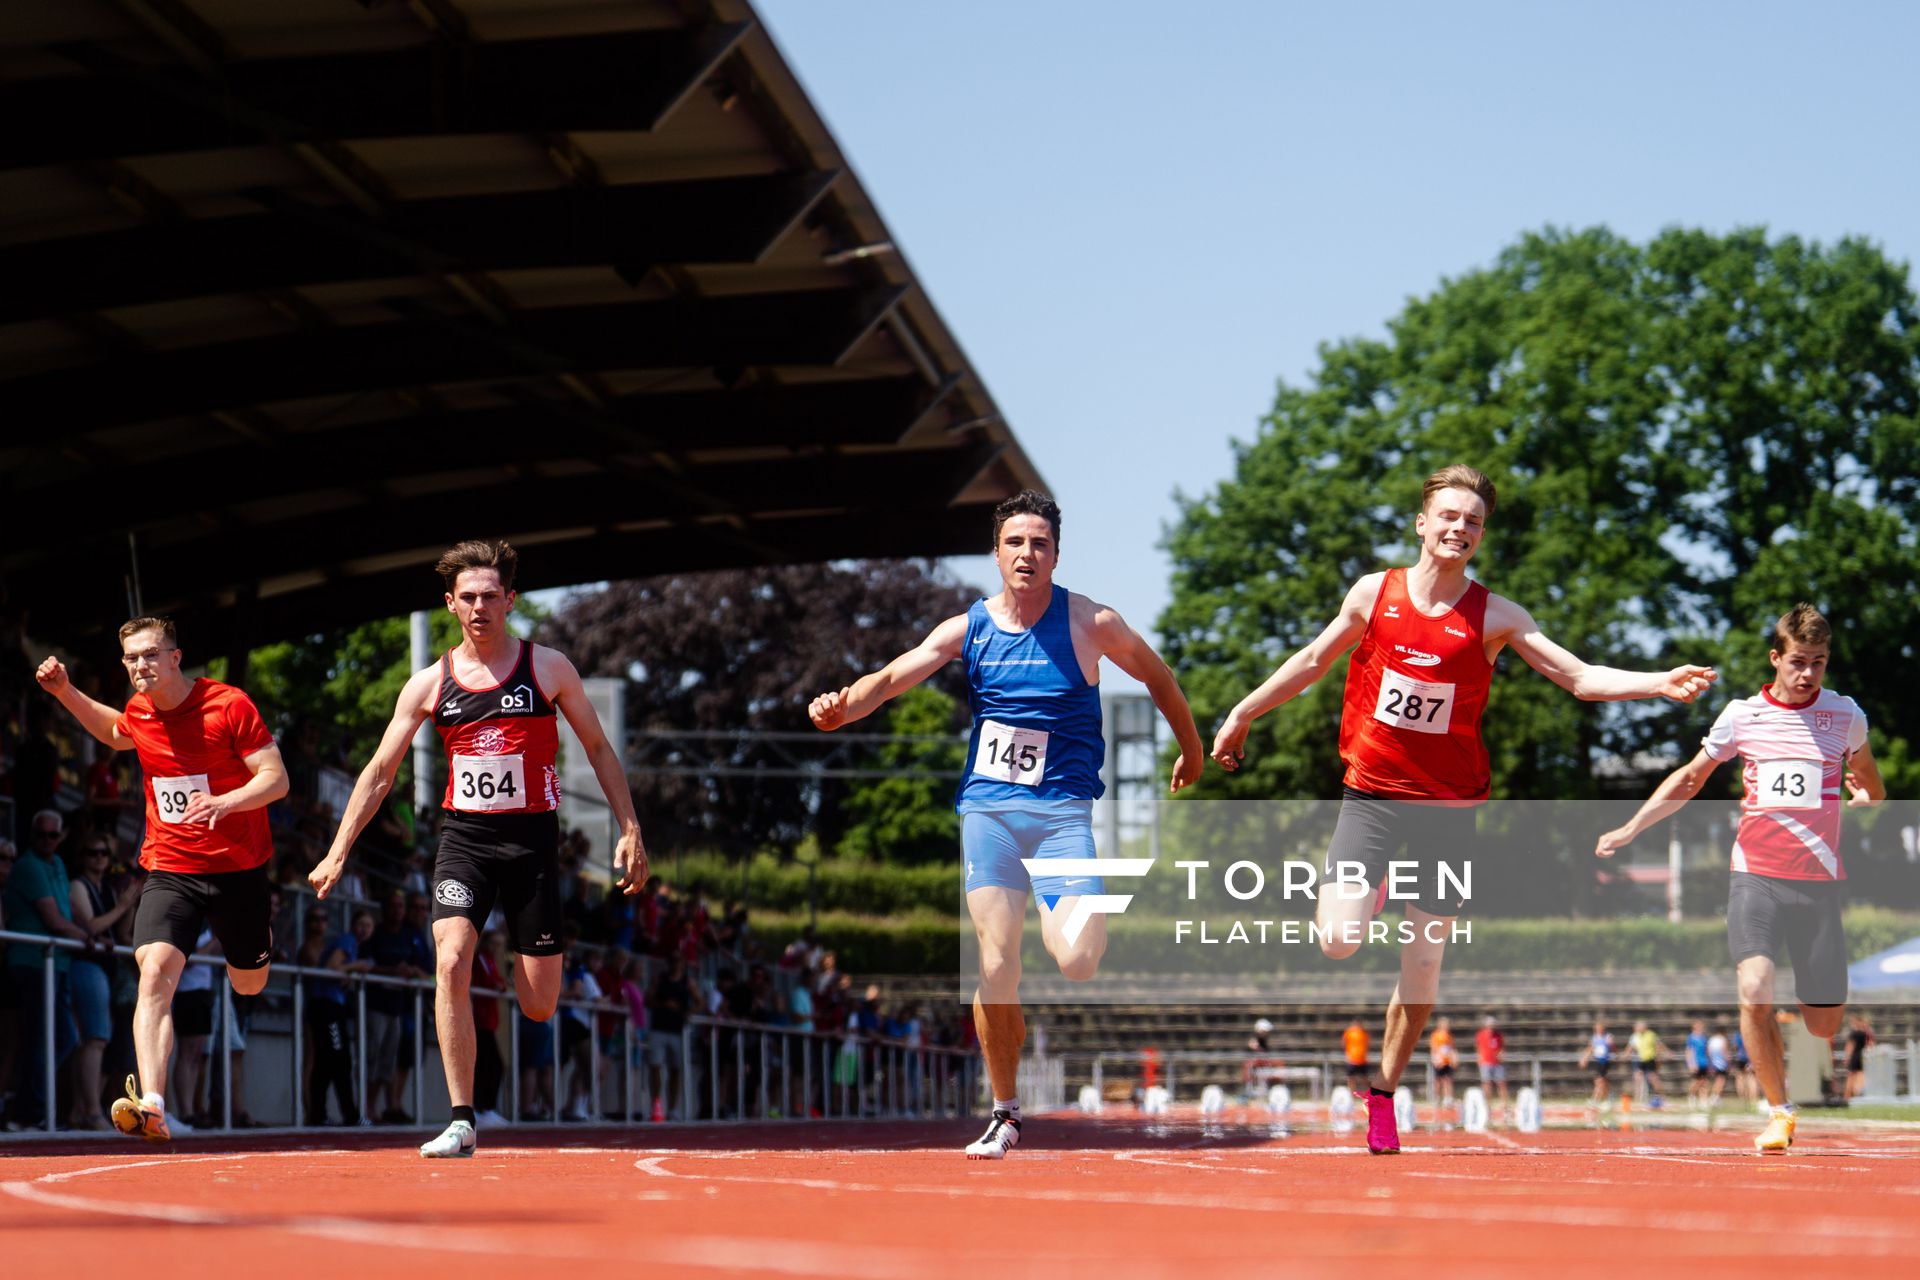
[964,1108,1022,1159]
[419,1119,477,1159]
[474,1109,508,1129]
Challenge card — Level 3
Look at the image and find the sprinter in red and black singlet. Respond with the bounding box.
[1211,465,1717,1155]
[430,635,566,954]
[313,539,648,1158]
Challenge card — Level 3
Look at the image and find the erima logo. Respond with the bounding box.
[1384,605,1401,618]
[435,880,476,908]
[443,701,460,717]
[500,685,534,712]
[1019,858,1153,944]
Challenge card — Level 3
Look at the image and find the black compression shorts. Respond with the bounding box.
[131,864,273,969]
[1726,871,1848,1006]
[1323,787,1479,917]
[431,811,564,956]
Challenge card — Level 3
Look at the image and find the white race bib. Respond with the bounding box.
[152,773,210,824]
[1754,759,1822,811]
[1371,669,1455,735]
[972,720,1048,787]
[451,753,525,811]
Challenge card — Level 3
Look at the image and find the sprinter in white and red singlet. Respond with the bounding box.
[1211,464,1717,1154]
[1597,603,1885,1153]
[311,539,648,1159]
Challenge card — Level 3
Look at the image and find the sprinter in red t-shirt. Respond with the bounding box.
[1210,464,1716,1153]
[37,616,288,1142]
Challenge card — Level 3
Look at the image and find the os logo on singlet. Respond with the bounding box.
[499,685,535,713]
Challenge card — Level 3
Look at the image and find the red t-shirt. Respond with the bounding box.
[113,678,276,874]
[1339,568,1495,801]
[1476,1026,1504,1065]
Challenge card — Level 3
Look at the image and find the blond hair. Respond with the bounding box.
[1421,464,1497,517]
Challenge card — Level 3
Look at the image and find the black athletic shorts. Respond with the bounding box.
[132,864,274,969]
[1591,1060,1613,1080]
[1726,871,1848,1006]
[432,811,563,956]
[1323,787,1479,917]
[1434,1065,1455,1080]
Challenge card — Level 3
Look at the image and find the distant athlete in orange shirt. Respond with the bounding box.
[38,616,289,1142]
[1342,1018,1370,1090]
[1428,1016,1458,1121]
[1212,464,1716,1153]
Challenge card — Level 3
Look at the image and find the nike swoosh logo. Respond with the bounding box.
[972,636,988,645]
[1063,879,1088,886]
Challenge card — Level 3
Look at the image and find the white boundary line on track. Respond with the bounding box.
[628,1151,1920,1256]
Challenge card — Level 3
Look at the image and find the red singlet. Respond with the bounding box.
[434,640,561,814]
[1338,568,1494,802]
[113,678,277,873]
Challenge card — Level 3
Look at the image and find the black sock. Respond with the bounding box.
[452,1105,476,1126]
[1369,1087,1393,1099]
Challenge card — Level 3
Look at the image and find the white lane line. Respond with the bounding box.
[628,1153,1920,1256]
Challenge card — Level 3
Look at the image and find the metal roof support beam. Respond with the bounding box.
[5,287,912,433]
[0,172,839,324]
[7,24,754,169]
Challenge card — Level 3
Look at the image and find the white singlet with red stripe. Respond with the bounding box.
[1700,685,1868,881]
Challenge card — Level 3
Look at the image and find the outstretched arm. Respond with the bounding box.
[35,657,134,750]
[311,666,436,899]
[1089,603,1206,793]
[1489,597,1716,703]
[542,648,649,895]
[807,614,968,730]
[1211,574,1380,771]
[1594,749,1722,858]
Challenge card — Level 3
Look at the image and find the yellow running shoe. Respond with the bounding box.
[1754,1108,1794,1154]
[109,1074,171,1143]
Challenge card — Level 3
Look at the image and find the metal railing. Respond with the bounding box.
[0,928,979,1135]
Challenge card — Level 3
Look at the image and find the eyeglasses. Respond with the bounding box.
[120,647,176,667]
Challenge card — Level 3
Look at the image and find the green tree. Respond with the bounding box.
[1162,226,1920,814]
[834,684,966,863]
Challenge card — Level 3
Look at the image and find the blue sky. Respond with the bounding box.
[757,0,1919,692]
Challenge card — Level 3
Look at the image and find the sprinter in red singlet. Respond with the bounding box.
[1210,464,1716,1153]
[311,539,647,1157]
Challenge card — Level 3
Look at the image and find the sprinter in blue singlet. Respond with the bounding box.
[808,490,1204,1159]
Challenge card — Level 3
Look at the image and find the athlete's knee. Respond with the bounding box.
[1055,949,1101,982]
[976,950,1021,1000]
[1736,970,1774,1007]
[1320,935,1361,961]
[1801,1005,1844,1039]
[436,950,472,991]
[227,965,269,996]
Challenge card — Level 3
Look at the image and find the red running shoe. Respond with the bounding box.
[1363,1090,1399,1155]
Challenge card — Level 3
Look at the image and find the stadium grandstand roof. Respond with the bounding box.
[0,0,1041,659]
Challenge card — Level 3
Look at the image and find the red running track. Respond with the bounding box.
[3,1112,1916,1279]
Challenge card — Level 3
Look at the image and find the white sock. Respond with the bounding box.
[1772,1102,1796,1116]
[993,1097,1020,1115]
[143,1092,165,1112]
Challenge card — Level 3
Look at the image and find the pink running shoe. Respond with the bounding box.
[1363,1090,1399,1155]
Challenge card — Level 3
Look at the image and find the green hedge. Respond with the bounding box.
[755,908,1920,977]
[664,852,959,916]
